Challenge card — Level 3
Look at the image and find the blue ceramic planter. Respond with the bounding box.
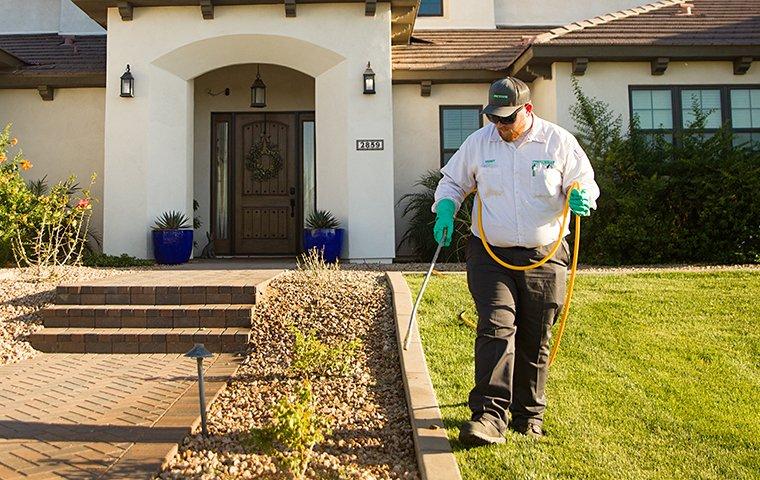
[152,229,193,265]
[303,228,344,263]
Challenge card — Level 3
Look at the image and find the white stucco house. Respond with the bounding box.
[1,0,758,261]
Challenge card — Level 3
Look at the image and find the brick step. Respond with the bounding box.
[41,304,254,329]
[55,285,258,305]
[29,327,250,354]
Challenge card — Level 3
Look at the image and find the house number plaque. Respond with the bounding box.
[356,139,384,151]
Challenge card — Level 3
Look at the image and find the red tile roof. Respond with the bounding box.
[535,0,760,46]
[392,28,546,71]
[0,34,105,76]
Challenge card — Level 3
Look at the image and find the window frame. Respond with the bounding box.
[418,0,444,17]
[628,84,760,144]
[728,87,760,147]
[439,105,483,167]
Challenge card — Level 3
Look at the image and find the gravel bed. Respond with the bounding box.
[161,266,418,480]
[0,266,153,366]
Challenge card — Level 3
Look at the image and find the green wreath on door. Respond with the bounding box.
[246,136,282,181]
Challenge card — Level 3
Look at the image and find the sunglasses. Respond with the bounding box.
[487,105,524,125]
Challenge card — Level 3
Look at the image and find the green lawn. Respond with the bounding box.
[406,271,760,480]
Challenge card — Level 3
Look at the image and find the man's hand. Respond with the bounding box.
[433,199,456,246]
[569,188,591,216]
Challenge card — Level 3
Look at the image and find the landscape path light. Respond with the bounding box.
[185,343,214,437]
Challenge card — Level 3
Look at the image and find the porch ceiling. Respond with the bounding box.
[72,0,419,45]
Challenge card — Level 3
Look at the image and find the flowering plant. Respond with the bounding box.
[0,123,95,274]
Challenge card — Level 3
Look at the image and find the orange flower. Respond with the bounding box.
[0,153,5,163]
[20,159,32,170]
[10,138,17,146]
[76,198,90,209]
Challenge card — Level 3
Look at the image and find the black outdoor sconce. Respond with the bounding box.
[120,64,134,98]
[363,62,376,94]
[250,64,267,108]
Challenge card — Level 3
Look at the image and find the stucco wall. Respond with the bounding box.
[104,3,395,261]
[392,83,489,256]
[192,64,315,253]
[414,0,495,29]
[550,61,760,132]
[0,88,105,245]
[494,0,650,26]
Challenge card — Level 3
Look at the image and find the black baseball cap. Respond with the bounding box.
[483,77,531,117]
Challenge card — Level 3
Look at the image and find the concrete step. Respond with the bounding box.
[29,327,250,354]
[55,285,258,305]
[41,304,253,329]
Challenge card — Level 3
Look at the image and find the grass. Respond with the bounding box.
[406,271,760,480]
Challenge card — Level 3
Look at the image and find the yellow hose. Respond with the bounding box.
[474,182,581,366]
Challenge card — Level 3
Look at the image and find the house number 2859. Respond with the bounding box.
[356,139,384,151]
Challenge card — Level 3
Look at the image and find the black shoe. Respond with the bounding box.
[509,421,544,439]
[458,418,506,446]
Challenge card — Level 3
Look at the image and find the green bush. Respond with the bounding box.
[397,170,474,262]
[289,327,361,378]
[0,124,95,270]
[82,252,155,268]
[572,80,760,265]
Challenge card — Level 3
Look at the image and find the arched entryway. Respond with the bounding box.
[194,63,316,256]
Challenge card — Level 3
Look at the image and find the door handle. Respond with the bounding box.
[290,198,296,217]
[290,187,296,195]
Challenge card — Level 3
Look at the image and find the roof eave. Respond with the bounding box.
[511,44,760,80]
[0,72,105,89]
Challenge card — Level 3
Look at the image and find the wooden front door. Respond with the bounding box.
[234,113,297,255]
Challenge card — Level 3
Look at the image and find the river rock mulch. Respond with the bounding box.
[160,265,418,480]
[0,266,149,366]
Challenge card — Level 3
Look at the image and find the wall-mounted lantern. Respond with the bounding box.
[250,65,267,108]
[363,62,376,95]
[120,64,134,98]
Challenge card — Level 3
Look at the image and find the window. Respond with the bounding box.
[730,88,760,148]
[419,0,443,16]
[631,89,673,143]
[629,85,760,147]
[440,106,482,166]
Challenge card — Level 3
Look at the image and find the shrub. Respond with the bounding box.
[289,327,362,378]
[245,379,330,479]
[82,252,155,268]
[571,82,760,265]
[397,170,474,262]
[0,124,95,272]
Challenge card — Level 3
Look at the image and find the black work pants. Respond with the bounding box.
[465,235,569,431]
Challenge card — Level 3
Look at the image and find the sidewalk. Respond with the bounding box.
[0,353,238,479]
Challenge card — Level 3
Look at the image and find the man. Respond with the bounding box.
[432,77,599,446]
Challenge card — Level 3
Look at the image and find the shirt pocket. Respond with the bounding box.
[476,166,502,197]
[530,167,562,197]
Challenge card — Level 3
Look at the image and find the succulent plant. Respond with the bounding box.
[152,210,191,230]
[305,209,340,230]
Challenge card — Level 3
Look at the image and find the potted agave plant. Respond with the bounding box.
[303,210,344,263]
[152,210,194,265]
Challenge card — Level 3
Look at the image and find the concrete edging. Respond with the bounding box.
[385,272,462,480]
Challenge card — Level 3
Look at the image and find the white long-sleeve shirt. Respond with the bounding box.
[433,115,600,248]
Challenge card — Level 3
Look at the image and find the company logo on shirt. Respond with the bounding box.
[482,158,498,168]
[531,159,555,176]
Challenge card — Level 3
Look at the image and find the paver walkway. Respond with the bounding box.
[0,353,239,479]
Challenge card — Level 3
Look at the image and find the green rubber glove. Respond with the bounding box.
[569,188,591,216]
[433,199,456,247]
